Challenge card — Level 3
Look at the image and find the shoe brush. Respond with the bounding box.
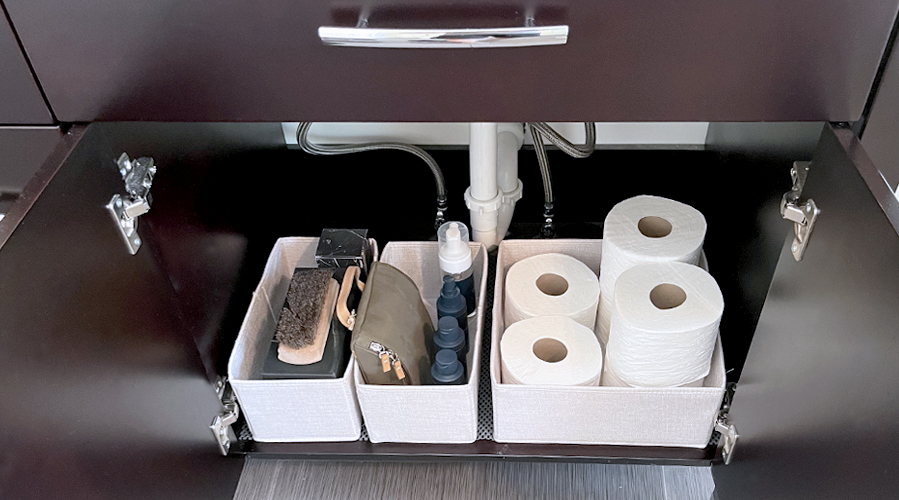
[276,268,339,365]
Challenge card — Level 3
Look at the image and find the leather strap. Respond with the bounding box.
[336,266,362,330]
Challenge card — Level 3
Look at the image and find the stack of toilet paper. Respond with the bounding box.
[490,238,728,447]
[598,195,723,388]
[500,195,723,389]
[598,195,707,345]
[501,253,603,386]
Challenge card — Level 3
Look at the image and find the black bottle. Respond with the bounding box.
[436,275,468,333]
[431,348,465,385]
[454,271,476,316]
[435,316,468,363]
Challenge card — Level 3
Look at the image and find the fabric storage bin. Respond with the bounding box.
[354,241,488,444]
[228,237,377,442]
[491,239,726,447]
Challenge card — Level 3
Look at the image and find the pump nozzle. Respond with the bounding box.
[437,221,473,275]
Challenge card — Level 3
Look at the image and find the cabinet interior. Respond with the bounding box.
[87,121,819,463]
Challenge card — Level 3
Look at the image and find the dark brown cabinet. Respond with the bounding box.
[2,121,899,500]
[862,36,899,191]
[3,0,898,122]
[3,2,899,499]
[712,127,899,500]
[0,15,51,124]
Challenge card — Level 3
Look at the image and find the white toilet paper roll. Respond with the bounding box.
[599,195,706,344]
[601,353,705,387]
[606,262,723,388]
[501,316,604,386]
[600,354,633,387]
[504,253,600,329]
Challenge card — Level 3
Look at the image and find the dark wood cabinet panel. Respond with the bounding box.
[0,126,243,500]
[862,38,899,191]
[713,126,899,499]
[0,127,62,193]
[4,1,897,122]
[2,120,897,497]
[0,14,52,124]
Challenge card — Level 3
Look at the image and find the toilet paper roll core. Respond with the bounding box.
[532,337,568,362]
[637,216,673,238]
[649,283,687,310]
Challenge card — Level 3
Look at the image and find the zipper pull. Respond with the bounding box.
[389,352,405,381]
[393,360,405,380]
[369,342,391,372]
[370,342,405,380]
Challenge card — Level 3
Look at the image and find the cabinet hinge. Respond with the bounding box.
[715,382,739,465]
[106,153,156,255]
[210,376,240,456]
[780,161,820,261]
[715,414,739,465]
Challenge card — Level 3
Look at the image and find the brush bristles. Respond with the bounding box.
[276,268,333,349]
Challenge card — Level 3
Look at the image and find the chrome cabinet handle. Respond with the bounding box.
[318,25,569,48]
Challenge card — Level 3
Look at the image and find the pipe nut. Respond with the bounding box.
[464,187,503,214]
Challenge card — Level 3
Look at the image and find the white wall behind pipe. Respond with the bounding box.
[281,122,710,147]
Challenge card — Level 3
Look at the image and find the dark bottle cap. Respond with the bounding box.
[441,275,460,297]
[435,316,465,354]
[437,275,467,320]
[431,348,465,384]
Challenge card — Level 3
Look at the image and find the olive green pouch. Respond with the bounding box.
[351,262,434,385]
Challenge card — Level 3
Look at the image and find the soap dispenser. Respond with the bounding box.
[438,221,476,315]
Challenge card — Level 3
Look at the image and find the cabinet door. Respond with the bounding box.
[0,126,242,500]
[0,127,63,194]
[0,15,52,123]
[3,1,897,122]
[712,126,899,498]
[861,32,899,192]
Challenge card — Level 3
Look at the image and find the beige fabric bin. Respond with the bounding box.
[491,239,726,447]
[228,237,377,442]
[354,241,488,444]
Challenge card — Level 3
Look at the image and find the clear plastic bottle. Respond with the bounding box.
[437,221,476,315]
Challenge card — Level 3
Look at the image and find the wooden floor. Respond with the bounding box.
[233,459,715,500]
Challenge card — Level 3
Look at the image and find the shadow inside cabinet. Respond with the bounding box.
[90,122,798,464]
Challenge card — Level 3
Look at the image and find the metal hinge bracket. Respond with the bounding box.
[210,376,240,456]
[780,161,820,261]
[715,413,739,465]
[106,153,156,255]
[715,382,739,465]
